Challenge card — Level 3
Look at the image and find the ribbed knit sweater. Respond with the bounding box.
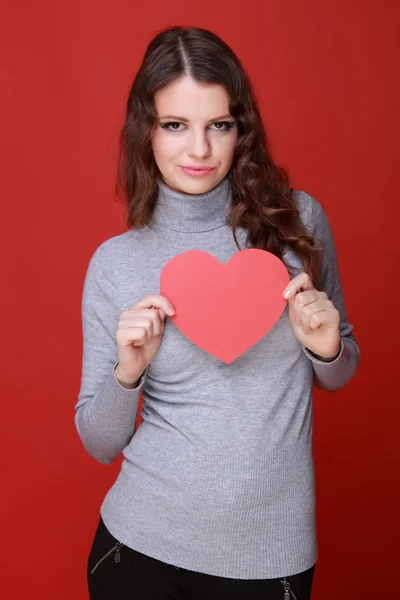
[75,173,360,579]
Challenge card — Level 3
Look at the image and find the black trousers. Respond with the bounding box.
[87,515,316,600]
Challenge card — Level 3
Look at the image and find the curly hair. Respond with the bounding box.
[115,26,323,287]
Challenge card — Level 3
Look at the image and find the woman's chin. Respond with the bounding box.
[162,170,226,194]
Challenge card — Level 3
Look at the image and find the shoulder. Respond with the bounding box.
[292,188,330,237]
[88,228,150,272]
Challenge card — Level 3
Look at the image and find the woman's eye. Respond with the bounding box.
[160,121,235,132]
[210,121,234,130]
[161,122,184,131]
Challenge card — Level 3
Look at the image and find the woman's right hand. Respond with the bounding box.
[114,294,175,387]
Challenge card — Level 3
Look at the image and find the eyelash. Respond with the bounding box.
[160,121,235,132]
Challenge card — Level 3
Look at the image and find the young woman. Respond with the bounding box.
[75,26,360,600]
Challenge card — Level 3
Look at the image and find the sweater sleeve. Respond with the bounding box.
[301,196,360,392]
[74,249,147,464]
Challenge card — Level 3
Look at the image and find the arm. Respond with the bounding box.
[74,249,146,464]
[301,197,360,392]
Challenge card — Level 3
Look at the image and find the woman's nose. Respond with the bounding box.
[187,130,211,159]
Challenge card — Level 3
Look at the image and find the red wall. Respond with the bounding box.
[1,1,398,598]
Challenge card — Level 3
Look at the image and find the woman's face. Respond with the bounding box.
[151,75,238,194]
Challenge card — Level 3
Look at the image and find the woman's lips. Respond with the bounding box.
[180,166,216,177]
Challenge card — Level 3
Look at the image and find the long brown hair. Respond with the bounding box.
[115,26,323,286]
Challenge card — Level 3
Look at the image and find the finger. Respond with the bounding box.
[294,290,325,326]
[133,294,175,316]
[130,327,150,347]
[120,308,165,320]
[120,309,165,335]
[118,316,155,338]
[158,308,166,321]
[300,296,333,333]
[309,310,328,330]
[117,326,150,347]
[301,307,327,334]
[148,308,166,336]
[283,272,315,299]
[145,307,167,335]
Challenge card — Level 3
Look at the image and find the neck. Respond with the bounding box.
[151,173,233,234]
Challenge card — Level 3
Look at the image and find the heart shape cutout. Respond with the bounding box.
[160,249,290,364]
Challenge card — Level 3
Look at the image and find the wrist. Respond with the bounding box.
[114,364,142,388]
[312,342,342,362]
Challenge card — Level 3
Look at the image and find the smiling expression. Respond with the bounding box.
[151,75,239,194]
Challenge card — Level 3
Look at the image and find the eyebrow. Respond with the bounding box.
[158,114,234,123]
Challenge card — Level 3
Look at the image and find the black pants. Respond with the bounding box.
[87,515,316,600]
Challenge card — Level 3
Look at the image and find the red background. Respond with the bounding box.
[1,1,398,598]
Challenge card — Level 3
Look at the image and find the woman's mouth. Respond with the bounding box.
[180,166,216,177]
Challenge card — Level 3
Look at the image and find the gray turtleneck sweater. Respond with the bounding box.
[75,174,360,579]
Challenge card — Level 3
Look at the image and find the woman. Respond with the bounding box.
[75,26,360,600]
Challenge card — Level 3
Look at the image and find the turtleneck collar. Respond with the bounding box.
[150,172,233,233]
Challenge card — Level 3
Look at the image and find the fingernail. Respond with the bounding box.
[168,307,175,316]
[284,290,291,299]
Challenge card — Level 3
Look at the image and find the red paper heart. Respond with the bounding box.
[160,249,290,364]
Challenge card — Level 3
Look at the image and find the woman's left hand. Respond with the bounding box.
[283,273,341,360]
